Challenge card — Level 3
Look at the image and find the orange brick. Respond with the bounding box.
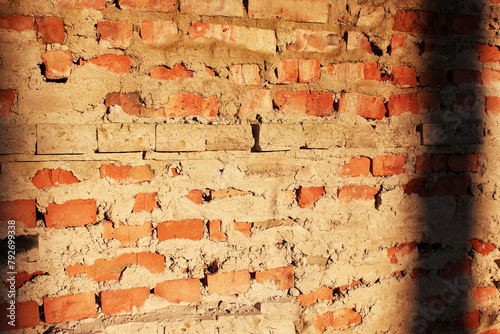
[388,94,419,116]
[469,239,496,256]
[101,287,150,315]
[100,164,154,184]
[298,59,321,83]
[35,17,65,44]
[338,185,379,203]
[209,220,226,241]
[86,54,131,74]
[255,266,294,289]
[475,44,500,63]
[0,301,40,330]
[0,15,35,32]
[277,59,298,84]
[157,219,204,241]
[237,89,272,115]
[210,188,253,200]
[347,31,372,54]
[41,50,73,80]
[297,186,325,208]
[44,292,96,324]
[0,89,15,115]
[472,286,499,306]
[185,189,203,204]
[133,193,158,213]
[486,96,500,116]
[339,157,371,177]
[97,20,133,49]
[31,168,79,189]
[392,66,417,87]
[150,64,193,81]
[44,199,96,228]
[0,199,36,228]
[387,242,417,264]
[51,0,106,9]
[233,221,252,237]
[207,270,251,295]
[180,0,244,17]
[228,64,261,85]
[140,20,177,44]
[338,92,386,120]
[286,29,340,52]
[164,93,218,117]
[315,308,362,332]
[372,155,406,176]
[248,0,328,23]
[118,0,176,12]
[154,278,201,303]
[391,34,404,52]
[274,91,333,116]
[102,222,152,247]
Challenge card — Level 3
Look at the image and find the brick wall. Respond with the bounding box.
[0,0,499,333]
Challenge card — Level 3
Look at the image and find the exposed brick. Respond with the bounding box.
[41,50,73,80]
[180,0,244,17]
[421,175,470,197]
[103,222,152,247]
[277,59,298,84]
[347,31,372,54]
[482,330,500,334]
[35,17,64,44]
[255,266,294,289]
[357,6,385,28]
[297,186,325,208]
[97,123,153,152]
[150,64,192,81]
[0,89,15,115]
[206,270,251,295]
[423,38,456,58]
[248,0,328,23]
[233,221,252,237]
[455,310,480,330]
[85,54,131,74]
[420,68,447,87]
[340,157,371,177]
[158,219,204,241]
[118,0,176,11]
[32,168,79,189]
[5,271,45,289]
[393,10,446,35]
[100,164,154,184]
[51,0,106,9]
[404,178,428,195]
[298,286,333,307]
[391,34,405,53]
[286,29,340,52]
[469,239,496,256]
[315,308,362,332]
[66,252,165,281]
[388,94,419,116]
[210,188,253,200]
[101,287,150,315]
[482,68,500,87]
[185,190,203,204]
[339,92,386,120]
[299,59,321,83]
[164,93,218,117]
[338,185,379,203]
[274,91,333,116]
[486,96,500,116]
[392,66,417,87]
[132,193,158,213]
[37,124,96,154]
[372,155,406,176]
[448,154,478,172]
[155,278,201,303]
[325,62,381,82]
[0,15,35,32]
[45,199,96,228]
[228,64,261,85]
[432,154,448,173]
[453,69,482,86]
[140,20,177,44]
[97,20,133,49]
[443,259,471,280]
[418,92,441,113]
[448,15,479,35]
[44,293,96,324]
[238,89,272,115]
[416,154,432,174]
[105,92,142,116]
[0,199,36,228]
[209,220,226,241]
[472,286,499,306]
[338,279,362,292]
[387,242,417,264]
[475,44,500,63]
[0,301,39,330]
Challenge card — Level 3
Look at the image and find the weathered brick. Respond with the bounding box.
[347,31,372,54]
[97,124,153,152]
[44,293,96,324]
[277,59,298,84]
[372,155,406,176]
[100,164,154,184]
[286,28,340,52]
[340,157,371,177]
[297,186,324,208]
[472,286,499,306]
[0,199,36,228]
[209,220,226,241]
[101,287,150,315]
[158,219,204,241]
[51,0,106,9]
[391,34,405,53]
[410,268,429,280]
[103,222,152,247]
[486,96,500,116]
[210,188,253,200]
[0,89,15,115]
[155,278,201,303]
[0,15,35,31]
[298,286,333,307]
[387,242,417,264]
[156,124,205,152]
[325,62,381,82]
[164,93,217,117]
[233,221,252,237]
[150,64,192,81]
[0,125,36,154]
[393,10,446,34]
[299,59,321,83]
[274,91,333,116]
[105,92,161,117]
[180,0,244,17]
[228,64,260,85]
[37,124,96,154]
[475,44,500,63]
[8,271,46,289]
[255,266,294,289]
[0,301,39,330]
[455,310,479,330]
[32,168,79,189]
[423,38,456,58]
[421,124,482,146]
[392,66,417,87]
[338,92,386,119]
[207,270,251,295]
[206,125,254,151]
[443,259,471,280]
[97,20,133,49]
[338,185,379,203]
[45,199,96,228]
[302,123,344,149]
[315,308,362,332]
[66,252,165,281]
[41,50,73,80]
[85,54,131,74]
[140,20,177,44]
[238,89,272,115]
[388,94,419,116]
[469,239,496,256]
[482,68,500,87]
[248,0,328,23]
[448,154,478,172]
[448,14,479,35]
[255,124,303,151]
[185,190,203,204]
[416,154,432,174]
[357,6,385,28]
[133,193,158,213]
[118,0,176,11]
[420,68,447,87]
[35,17,64,44]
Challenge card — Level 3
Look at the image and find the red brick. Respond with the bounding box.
[85,54,131,74]
[150,64,192,81]
[482,330,500,334]
[448,15,479,35]
[339,157,371,177]
[372,155,406,176]
[207,270,251,295]
[314,308,362,332]
[338,280,362,292]
[228,64,261,85]
[105,92,141,116]
[0,199,36,228]
[391,66,417,87]
[404,178,428,195]
[410,268,429,280]
[431,154,448,173]
[238,89,272,115]
[453,69,482,86]
[248,0,328,23]
[100,164,154,184]
[180,0,244,17]
[274,91,333,116]
[418,92,441,113]
[132,193,158,213]
[51,0,106,9]
[455,310,479,330]
[45,199,96,228]
[101,288,149,315]
[185,189,203,204]
[286,29,340,52]
[299,59,321,83]
[5,271,45,289]
[347,31,372,54]
[158,219,204,241]
[338,92,386,119]
[0,15,35,32]
[416,154,432,174]
[233,221,252,237]
[391,34,404,53]
[31,168,79,189]
[0,89,15,115]
[97,20,133,49]
[103,222,152,247]
[66,252,165,281]
[277,59,298,84]
[298,286,333,307]
[155,278,201,303]
[420,68,447,87]
[140,20,177,44]
[35,17,64,44]
[0,301,39,330]
[325,62,380,82]
[363,62,382,81]
[118,0,176,11]
[41,50,73,80]
[337,185,379,203]
[423,38,456,58]
[387,242,417,264]
[486,96,500,116]
[393,10,446,34]
[475,44,500,63]
[44,292,96,324]
[307,91,334,116]
[472,286,499,306]
[469,239,496,256]
[482,68,500,87]
[448,154,478,172]
[443,259,471,280]
[209,220,226,241]
[388,93,419,116]
[255,266,294,289]
[297,186,325,208]
[164,93,218,117]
